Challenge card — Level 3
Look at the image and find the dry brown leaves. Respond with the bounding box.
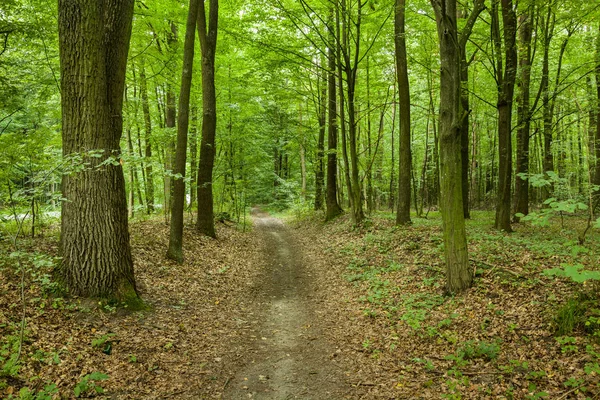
[291,212,600,400]
[1,219,262,399]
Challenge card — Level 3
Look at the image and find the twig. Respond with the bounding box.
[220,377,231,398]
[461,370,509,376]
[556,386,581,400]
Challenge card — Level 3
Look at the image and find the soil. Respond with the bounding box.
[223,208,350,399]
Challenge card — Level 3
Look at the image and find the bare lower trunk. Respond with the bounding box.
[395,0,411,225]
[430,0,472,293]
[513,10,532,220]
[326,11,343,220]
[492,0,517,233]
[167,0,199,262]
[58,0,137,301]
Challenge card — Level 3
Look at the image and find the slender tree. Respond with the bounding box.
[58,0,138,300]
[457,0,485,219]
[167,0,199,262]
[326,11,343,220]
[395,0,412,225]
[595,24,600,187]
[164,23,178,220]
[196,0,219,237]
[314,60,327,211]
[492,0,517,232]
[339,0,365,225]
[513,7,533,220]
[430,0,472,293]
[139,60,155,214]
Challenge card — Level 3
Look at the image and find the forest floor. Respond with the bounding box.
[1,208,600,399]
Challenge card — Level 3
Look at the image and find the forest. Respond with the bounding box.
[1,0,600,398]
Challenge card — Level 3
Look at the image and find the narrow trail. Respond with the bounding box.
[224,210,349,399]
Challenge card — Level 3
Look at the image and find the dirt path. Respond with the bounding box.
[224,210,349,399]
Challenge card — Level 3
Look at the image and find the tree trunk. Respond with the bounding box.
[196,0,218,238]
[513,9,533,220]
[139,61,155,214]
[492,0,517,233]
[164,23,178,220]
[314,61,326,210]
[299,104,307,198]
[340,0,364,225]
[189,104,198,210]
[541,8,554,200]
[167,0,199,262]
[595,24,600,187]
[366,57,374,214]
[430,0,472,293]
[58,0,138,301]
[395,0,411,225]
[389,82,397,211]
[326,10,343,220]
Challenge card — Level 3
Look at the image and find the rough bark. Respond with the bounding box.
[58,0,138,300]
[430,0,472,293]
[196,0,218,238]
[167,0,199,262]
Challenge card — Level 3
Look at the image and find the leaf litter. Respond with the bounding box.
[1,210,599,399]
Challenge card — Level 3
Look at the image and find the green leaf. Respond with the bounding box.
[87,372,109,381]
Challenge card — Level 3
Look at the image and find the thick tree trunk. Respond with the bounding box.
[167,0,199,262]
[514,10,533,220]
[58,0,138,301]
[430,0,472,293]
[395,0,411,225]
[196,0,218,238]
[326,12,343,220]
[139,62,155,214]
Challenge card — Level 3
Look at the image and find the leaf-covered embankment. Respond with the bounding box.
[292,211,600,399]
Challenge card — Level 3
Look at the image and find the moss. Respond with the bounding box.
[114,283,150,312]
